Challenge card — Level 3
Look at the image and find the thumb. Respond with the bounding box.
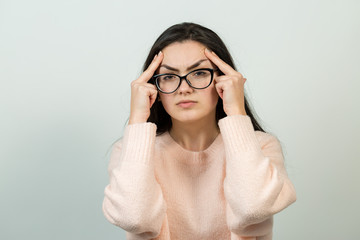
[214,82,224,99]
[149,90,158,108]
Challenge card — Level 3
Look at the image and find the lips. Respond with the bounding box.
[176,100,197,108]
[176,100,197,105]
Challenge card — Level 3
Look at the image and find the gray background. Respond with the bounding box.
[1,0,359,239]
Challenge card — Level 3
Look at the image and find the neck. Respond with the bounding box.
[169,117,220,152]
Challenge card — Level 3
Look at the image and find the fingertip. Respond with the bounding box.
[205,48,214,58]
[156,50,164,61]
[155,50,163,59]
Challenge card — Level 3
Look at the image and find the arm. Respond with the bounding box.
[102,122,167,239]
[219,115,297,236]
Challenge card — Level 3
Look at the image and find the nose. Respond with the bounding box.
[177,78,193,94]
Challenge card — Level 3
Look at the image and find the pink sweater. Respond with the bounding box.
[102,114,297,240]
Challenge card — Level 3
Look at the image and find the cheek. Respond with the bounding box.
[159,94,173,111]
[197,85,219,111]
[208,84,220,104]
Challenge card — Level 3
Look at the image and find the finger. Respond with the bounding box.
[149,89,158,107]
[214,81,224,99]
[214,74,247,91]
[132,82,158,93]
[140,84,158,107]
[133,81,156,90]
[213,75,232,83]
[145,82,158,89]
[214,79,225,97]
[138,51,164,83]
[215,75,246,86]
[132,83,158,106]
[204,48,237,75]
[146,51,164,74]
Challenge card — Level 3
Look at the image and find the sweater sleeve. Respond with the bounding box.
[218,114,297,237]
[102,122,167,239]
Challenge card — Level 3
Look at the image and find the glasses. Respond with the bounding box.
[153,68,218,94]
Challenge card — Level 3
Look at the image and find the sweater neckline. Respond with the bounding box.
[162,130,223,156]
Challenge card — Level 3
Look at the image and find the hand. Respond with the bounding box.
[129,51,164,124]
[204,48,247,116]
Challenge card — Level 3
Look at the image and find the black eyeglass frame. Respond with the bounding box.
[152,68,219,94]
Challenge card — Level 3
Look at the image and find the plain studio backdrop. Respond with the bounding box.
[1,0,359,239]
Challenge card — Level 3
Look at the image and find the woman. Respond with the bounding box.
[102,22,296,240]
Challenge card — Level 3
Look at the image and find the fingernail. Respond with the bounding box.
[158,50,162,55]
[153,54,158,59]
[205,48,211,53]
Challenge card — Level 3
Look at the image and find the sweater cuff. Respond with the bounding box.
[121,122,157,165]
[218,115,261,152]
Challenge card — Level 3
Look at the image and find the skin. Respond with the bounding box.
[129,40,247,151]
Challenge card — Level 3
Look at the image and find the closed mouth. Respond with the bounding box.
[176,100,197,105]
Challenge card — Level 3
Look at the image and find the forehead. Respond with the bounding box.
[161,40,208,67]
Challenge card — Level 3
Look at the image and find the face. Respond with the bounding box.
[156,40,219,124]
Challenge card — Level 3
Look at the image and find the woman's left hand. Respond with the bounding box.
[205,48,247,116]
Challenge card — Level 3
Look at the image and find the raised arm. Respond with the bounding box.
[219,115,297,236]
[102,123,167,239]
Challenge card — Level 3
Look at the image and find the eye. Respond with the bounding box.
[194,71,207,76]
[191,70,210,78]
[162,75,176,81]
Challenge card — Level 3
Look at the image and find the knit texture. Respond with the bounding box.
[102,114,297,240]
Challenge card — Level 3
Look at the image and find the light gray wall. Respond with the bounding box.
[1,0,359,239]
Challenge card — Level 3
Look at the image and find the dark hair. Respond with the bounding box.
[143,22,267,135]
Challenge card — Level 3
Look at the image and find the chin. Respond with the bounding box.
[171,111,213,124]
[172,116,198,124]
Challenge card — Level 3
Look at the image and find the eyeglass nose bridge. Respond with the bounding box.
[177,74,193,89]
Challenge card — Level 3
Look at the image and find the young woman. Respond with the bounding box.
[102,22,296,240]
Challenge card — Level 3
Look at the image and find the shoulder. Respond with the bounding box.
[112,137,123,150]
[254,130,276,142]
[255,131,283,152]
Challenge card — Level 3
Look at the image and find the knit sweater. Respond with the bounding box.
[102,114,297,240]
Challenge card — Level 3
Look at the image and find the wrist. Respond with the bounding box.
[129,111,150,124]
[129,118,147,124]
[226,108,247,116]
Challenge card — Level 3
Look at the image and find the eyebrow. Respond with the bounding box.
[159,59,209,72]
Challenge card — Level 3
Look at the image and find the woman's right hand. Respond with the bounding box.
[129,51,164,124]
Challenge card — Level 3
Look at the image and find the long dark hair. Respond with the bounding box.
[143,22,267,135]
